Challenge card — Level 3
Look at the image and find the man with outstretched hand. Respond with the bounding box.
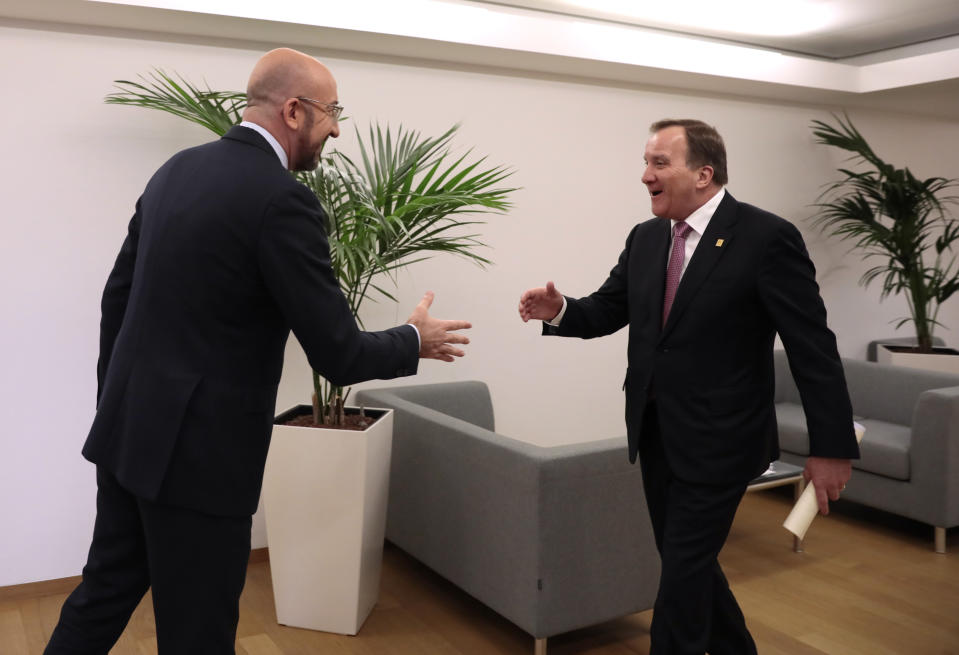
[46,48,470,655]
[519,119,858,655]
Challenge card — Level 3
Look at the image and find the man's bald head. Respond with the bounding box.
[242,48,341,172]
[246,48,334,109]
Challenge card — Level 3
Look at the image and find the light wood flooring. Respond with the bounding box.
[2,490,957,654]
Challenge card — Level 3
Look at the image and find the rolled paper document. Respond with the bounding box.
[783,422,865,540]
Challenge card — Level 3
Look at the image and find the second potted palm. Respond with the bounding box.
[811,113,959,371]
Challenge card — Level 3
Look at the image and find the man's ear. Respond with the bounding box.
[281,98,301,130]
[696,165,715,189]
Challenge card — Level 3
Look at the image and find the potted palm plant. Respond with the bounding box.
[811,113,959,372]
[105,70,516,634]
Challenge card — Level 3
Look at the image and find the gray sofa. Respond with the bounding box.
[774,350,959,553]
[356,381,659,654]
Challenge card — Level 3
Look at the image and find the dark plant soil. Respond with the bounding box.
[281,412,380,431]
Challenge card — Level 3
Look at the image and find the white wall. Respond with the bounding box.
[3,21,959,586]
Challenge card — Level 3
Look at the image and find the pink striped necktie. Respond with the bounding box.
[662,220,692,326]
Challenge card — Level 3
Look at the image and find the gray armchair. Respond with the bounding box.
[356,381,659,654]
[774,351,959,552]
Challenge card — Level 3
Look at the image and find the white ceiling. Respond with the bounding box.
[481,0,959,59]
[3,0,959,119]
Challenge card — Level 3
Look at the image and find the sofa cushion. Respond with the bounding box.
[775,402,809,455]
[777,402,911,481]
[854,418,911,481]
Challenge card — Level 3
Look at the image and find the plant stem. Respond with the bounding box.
[312,371,322,424]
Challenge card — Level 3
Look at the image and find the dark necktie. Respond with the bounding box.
[663,221,692,326]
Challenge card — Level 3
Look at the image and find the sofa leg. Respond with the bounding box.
[534,637,547,655]
[935,526,946,554]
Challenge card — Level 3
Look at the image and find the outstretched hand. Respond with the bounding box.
[407,291,472,362]
[518,281,564,323]
[804,456,852,515]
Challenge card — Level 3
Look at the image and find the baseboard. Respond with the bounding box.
[0,548,271,603]
[0,575,83,603]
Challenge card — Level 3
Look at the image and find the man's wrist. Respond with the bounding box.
[406,323,421,349]
[545,296,568,326]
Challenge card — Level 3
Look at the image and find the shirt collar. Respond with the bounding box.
[683,187,725,235]
[239,120,288,169]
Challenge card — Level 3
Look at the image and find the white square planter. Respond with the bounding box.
[876,344,959,374]
[262,405,393,635]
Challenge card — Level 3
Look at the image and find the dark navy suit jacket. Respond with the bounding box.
[547,191,860,484]
[83,126,418,516]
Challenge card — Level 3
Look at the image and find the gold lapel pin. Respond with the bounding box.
[715,238,725,247]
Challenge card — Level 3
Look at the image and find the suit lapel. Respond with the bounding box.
[642,218,672,325]
[661,192,739,336]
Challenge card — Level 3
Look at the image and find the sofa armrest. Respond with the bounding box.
[356,388,545,632]
[533,439,659,637]
[909,386,959,526]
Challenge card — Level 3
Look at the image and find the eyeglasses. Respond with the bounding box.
[295,96,344,121]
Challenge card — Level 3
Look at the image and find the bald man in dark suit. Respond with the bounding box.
[46,48,471,655]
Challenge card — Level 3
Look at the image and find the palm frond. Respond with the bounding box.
[105,70,244,136]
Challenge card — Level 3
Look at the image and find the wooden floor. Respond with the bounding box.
[3,490,958,654]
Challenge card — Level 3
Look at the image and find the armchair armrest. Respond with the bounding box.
[909,386,959,527]
[356,388,544,632]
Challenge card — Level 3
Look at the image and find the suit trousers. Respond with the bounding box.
[639,403,757,655]
[45,467,252,655]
